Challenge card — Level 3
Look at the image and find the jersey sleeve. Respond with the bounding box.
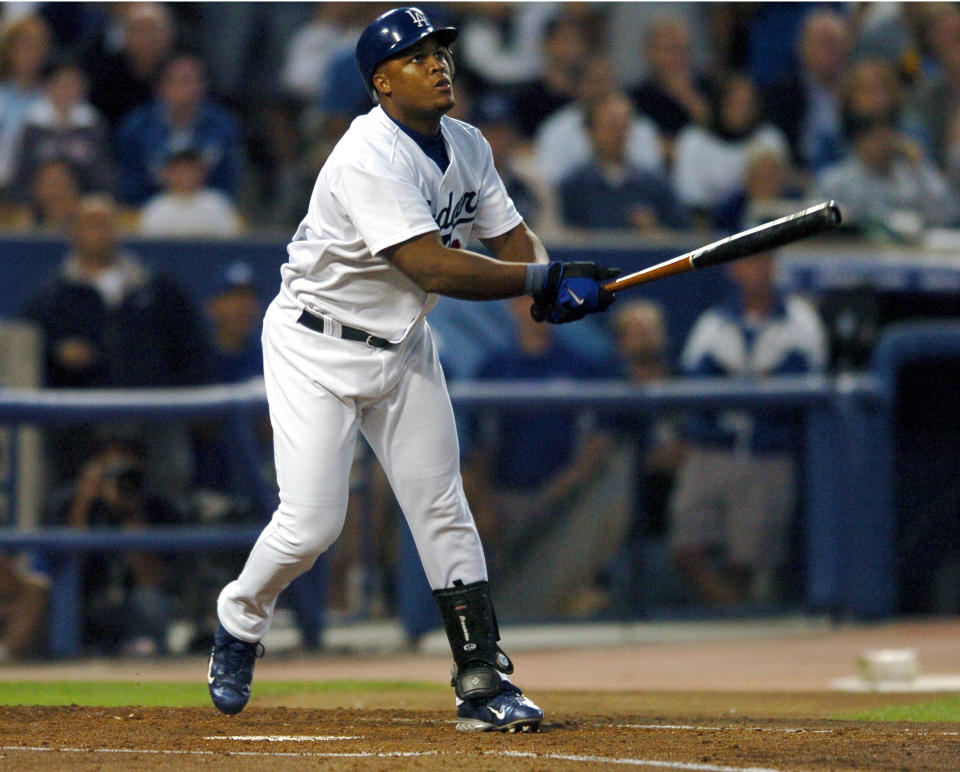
[334,158,440,257]
[469,135,523,240]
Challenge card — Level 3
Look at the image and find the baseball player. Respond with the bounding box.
[207,6,618,732]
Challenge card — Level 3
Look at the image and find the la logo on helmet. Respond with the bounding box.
[405,8,428,27]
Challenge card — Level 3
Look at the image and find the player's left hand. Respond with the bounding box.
[530,261,619,324]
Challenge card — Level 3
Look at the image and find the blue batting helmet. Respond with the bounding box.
[355,7,458,101]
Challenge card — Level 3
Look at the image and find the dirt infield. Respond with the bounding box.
[1,697,958,771]
[1,617,958,770]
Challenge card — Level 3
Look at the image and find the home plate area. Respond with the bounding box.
[1,703,958,771]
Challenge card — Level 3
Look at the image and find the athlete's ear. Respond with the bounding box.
[372,69,391,101]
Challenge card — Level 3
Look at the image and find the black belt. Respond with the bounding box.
[297,310,392,348]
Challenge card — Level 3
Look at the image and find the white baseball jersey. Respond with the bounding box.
[280,105,523,342]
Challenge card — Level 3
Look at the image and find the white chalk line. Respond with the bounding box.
[0,746,437,759]
[204,735,361,741]
[366,717,958,737]
[611,723,959,737]
[494,751,792,771]
[614,724,833,734]
[0,745,798,770]
[3,723,955,769]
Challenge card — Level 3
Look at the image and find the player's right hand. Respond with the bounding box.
[530,261,619,324]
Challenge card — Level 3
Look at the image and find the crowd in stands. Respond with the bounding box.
[4,2,960,657]
[0,2,958,239]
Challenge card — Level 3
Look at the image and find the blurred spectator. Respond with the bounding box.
[671,72,789,228]
[607,3,711,94]
[0,14,52,195]
[10,59,114,199]
[0,157,81,233]
[667,249,829,607]
[535,56,664,187]
[815,59,960,239]
[604,300,687,618]
[114,54,245,206]
[281,3,367,103]
[45,436,185,655]
[558,91,688,234]
[0,555,49,661]
[711,143,805,234]
[461,297,631,620]
[193,2,312,106]
[453,2,556,96]
[23,194,212,390]
[849,2,928,86]
[510,14,587,139]
[315,41,377,138]
[81,2,175,129]
[708,3,831,88]
[32,3,111,57]
[192,262,268,496]
[21,194,213,488]
[247,95,318,231]
[905,5,960,184]
[630,14,714,158]
[205,262,263,384]
[139,148,243,238]
[760,9,852,175]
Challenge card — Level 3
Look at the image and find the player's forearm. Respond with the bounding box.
[481,222,549,265]
[416,248,529,299]
[386,233,529,299]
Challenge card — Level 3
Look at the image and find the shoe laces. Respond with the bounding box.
[214,637,264,678]
[496,681,523,699]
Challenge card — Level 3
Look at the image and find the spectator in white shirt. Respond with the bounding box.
[455,3,556,93]
[535,55,663,187]
[139,149,242,238]
[672,72,789,229]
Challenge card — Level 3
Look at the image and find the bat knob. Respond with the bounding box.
[825,200,843,226]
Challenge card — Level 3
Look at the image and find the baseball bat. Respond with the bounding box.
[602,200,842,293]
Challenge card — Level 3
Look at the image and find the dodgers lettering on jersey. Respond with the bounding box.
[432,190,478,248]
[278,106,522,343]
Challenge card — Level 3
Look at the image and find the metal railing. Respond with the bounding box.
[0,367,901,657]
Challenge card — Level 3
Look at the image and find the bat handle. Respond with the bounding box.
[602,255,692,293]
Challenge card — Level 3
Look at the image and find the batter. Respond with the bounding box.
[208,6,618,732]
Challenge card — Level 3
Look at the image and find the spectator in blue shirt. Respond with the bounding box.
[114,53,244,206]
[0,14,52,196]
[558,92,688,234]
[461,297,631,620]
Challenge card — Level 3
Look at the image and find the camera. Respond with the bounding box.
[102,460,145,496]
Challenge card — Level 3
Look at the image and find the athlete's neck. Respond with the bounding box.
[380,101,443,137]
[384,110,449,171]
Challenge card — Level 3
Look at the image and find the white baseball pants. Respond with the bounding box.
[218,298,487,642]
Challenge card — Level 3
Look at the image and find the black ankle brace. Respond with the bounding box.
[433,579,514,699]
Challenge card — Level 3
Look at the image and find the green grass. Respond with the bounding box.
[841,694,960,722]
[0,680,442,707]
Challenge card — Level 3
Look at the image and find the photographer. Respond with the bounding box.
[47,437,184,656]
